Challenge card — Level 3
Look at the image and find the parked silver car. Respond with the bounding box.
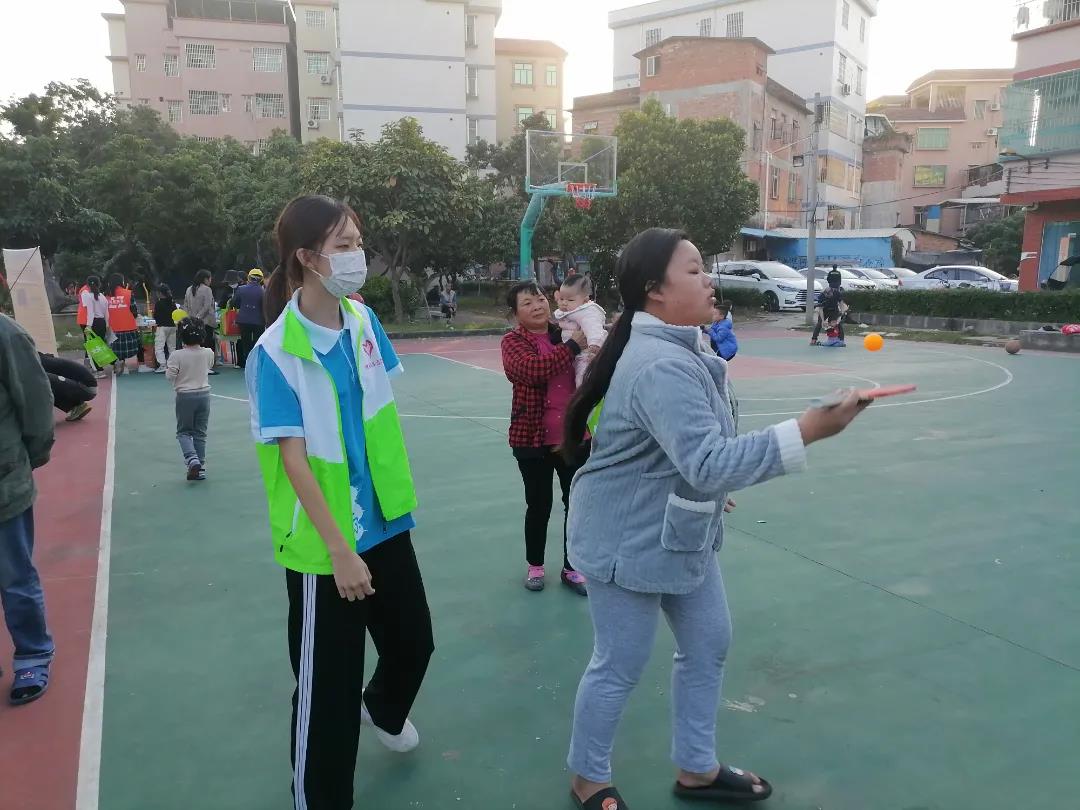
[908,265,1019,292]
[847,267,900,290]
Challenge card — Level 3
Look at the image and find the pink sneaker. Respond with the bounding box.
[561,569,588,596]
[524,565,545,592]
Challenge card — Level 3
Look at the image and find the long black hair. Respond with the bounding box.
[87,275,102,300]
[563,228,687,458]
[107,273,125,294]
[192,269,212,289]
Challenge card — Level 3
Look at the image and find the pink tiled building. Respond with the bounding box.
[103,0,298,149]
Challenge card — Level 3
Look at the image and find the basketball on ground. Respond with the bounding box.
[1005,339,1022,355]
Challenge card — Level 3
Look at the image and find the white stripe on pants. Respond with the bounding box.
[294,573,316,810]
[567,556,731,782]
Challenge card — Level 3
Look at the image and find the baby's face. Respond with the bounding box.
[559,287,588,311]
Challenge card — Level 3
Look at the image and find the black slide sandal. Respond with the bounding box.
[571,786,630,809]
[673,765,773,803]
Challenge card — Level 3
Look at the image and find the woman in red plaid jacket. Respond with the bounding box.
[501,281,590,595]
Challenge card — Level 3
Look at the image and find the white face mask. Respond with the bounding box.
[314,249,368,298]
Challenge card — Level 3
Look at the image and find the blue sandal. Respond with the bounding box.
[10,662,51,706]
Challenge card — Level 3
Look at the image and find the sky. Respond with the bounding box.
[2,0,1020,112]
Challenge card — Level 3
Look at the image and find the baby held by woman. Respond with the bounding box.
[554,274,607,385]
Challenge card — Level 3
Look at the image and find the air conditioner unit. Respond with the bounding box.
[319,74,333,85]
[990,102,1001,111]
[840,83,851,96]
[986,127,999,136]
[307,119,320,129]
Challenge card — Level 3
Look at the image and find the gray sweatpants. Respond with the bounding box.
[568,557,731,783]
[175,390,210,465]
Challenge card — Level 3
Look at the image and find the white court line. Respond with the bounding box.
[211,393,508,421]
[738,371,881,401]
[76,377,118,810]
[210,393,249,402]
[413,352,500,374]
[741,350,1014,417]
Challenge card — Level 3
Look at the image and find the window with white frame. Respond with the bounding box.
[849,113,860,143]
[973,99,988,120]
[135,54,147,72]
[842,0,850,28]
[852,166,861,195]
[792,119,800,145]
[194,136,216,143]
[254,93,285,118]
[305,9,326,28]
[164,53,179,77]
[788,170,798,202]
[220,93,231,112]
[306,52,330,75]
[308,98,330,121]
[860,16,866,41]
[513,63,533,85]
[838,54,847,83]
[726,12,743,37]
[466,65,478,98]
[699,17,712,36]
[252,139,267,156]
[544,108,557,128]
[644,27,661,47]
[253,47,283,73]
[168,100,183,123]
[243,95,253,113]
[583,121,599,134]
[186,43,215,69]
[516,107,534,125]
[916,127,950,150]
[137,98,150,106]
[856,66,864,95]
[467,116,479,146]
[465,14,477,46]
[769,166,780,199]
[914,165,947,187]
[188,90,220,115]
[646,55,660,77]
[546,65,558,86]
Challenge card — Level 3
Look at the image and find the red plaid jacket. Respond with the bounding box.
[501,324,581,448]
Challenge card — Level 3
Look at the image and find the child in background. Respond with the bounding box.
[152,284,177,373]
[705,300,738,360]
[553,274,607,386]
[822,318,846,347]
[166,318,215,481]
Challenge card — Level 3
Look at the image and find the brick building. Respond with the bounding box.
[572,36,811,228]
[860,122,912,228]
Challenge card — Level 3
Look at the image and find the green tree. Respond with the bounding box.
[967,212,1024,277]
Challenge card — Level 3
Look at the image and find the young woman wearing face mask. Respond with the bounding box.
[245,195,434,810]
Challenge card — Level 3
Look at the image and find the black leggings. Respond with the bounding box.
[237,323,264,368]
[812,312,845,342]
[516,446,587,569]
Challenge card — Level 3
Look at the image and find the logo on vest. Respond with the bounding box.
[362,338,383,370]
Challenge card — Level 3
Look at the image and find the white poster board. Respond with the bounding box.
[3,247,58,355]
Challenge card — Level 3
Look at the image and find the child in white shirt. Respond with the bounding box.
[553,274,607,386]
[166,318,215,481]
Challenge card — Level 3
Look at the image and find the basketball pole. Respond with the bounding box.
[519,192,546,280]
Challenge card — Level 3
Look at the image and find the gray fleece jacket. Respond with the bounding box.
[567,312,806,594]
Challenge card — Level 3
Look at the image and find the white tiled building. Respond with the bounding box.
[609,0,878,228]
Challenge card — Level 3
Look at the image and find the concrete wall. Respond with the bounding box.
[494,45,565,144]
[294,1,339,143]
[1014,20,1080,77]
[1015,198,1080,290]
[768,235,896,268]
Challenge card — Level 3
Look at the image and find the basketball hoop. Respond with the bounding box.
[566,182,598,210]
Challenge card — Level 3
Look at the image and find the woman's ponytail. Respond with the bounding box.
[263,264,291,324]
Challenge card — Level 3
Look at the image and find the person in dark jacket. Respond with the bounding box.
[811,267,846,346]
[0,314,55,705]
[152,284,178,372]
[39,353,97,422]
[231,268,265,369]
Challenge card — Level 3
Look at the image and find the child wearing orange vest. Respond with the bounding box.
[107,274,141,375]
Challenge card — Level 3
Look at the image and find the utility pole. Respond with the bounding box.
[805,92,822,326]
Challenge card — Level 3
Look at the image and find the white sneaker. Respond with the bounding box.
[154,367,166,374]
[361,700,419,752]
[137,365,154,373]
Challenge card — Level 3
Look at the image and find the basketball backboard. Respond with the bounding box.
[525,130,618,198]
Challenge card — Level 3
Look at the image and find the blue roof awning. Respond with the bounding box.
[740,227,769,238]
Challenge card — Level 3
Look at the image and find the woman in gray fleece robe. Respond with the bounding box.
[561,228,868,810]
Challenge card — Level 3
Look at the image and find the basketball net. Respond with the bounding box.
[566,182,598,210]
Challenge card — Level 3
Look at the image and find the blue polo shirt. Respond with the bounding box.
[246,304,414,553]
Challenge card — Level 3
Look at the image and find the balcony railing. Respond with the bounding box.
[1014,0,1080,33]
[964,164,1004,187]
[999,68,1080,156]
[169,0,288,25]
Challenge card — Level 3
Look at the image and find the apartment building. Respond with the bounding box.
[493,39,567,144]
[102,0,297,150]
[292,1,340,143]
[608,0,878,229]
[1001,0,1080,290]
[573,36,810,228]
[337,0,501,159]
[865,69,1013,236]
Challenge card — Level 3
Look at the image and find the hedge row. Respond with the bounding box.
[844,289,1080,322]
[714,287,767,310]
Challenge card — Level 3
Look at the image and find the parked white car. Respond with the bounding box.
[711,261,824,311]
[877,267,920,287]
[797,267,879,293]
[847,267,900,290]
[908,265,1019,292]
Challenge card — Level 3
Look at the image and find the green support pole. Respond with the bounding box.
[519,193,545,279]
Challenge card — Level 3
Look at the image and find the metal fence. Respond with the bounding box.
[1000,68,1080,156]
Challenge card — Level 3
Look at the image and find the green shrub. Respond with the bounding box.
[845,289,1080,322]
[714,287,766,310]
[362,275,421,322]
